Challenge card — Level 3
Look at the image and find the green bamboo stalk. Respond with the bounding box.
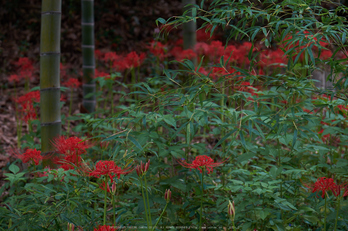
[40,0,62,165]
[182,0,197,84]
[183,0,197,51]
[82,0,96,113]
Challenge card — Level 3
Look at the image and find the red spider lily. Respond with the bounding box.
[55,154,82,170]
[194,42,210,57]
[14,57,34,80]
[53,136,91,156]
[14,57,33,70]
[16,91,40,105]
[318,129,331,143]
[112,58,128,72]
[210,67,230,81]
[15,91,40,122]
[319,50,333,60]
[99,182,111,193]
[174,38,183,46]
[149,41,167,60]
[196,26,217,42]
[89,160,132,182]
[221,45,239,66]
[60,63,69,80]
[312,177,337,198]
[195,67,209,76]
[178,155,226,174]
[37,167,51,177]
[208,40,225,62]
[94,225,117,231]
[136,160,150,177]
[9,74,20,83]
[95,69,110,79]
[21,103,37,122]
[235,81,259,96]
[174,49,197,61]
[169,46,183,58]
[16,148,43,165]
[258,48,287,68]
[337,105,348,112]
[343,185,348,197]
[95,49,104,60]
[102,52,119,63]
[238,41,253,54]
[60,94,67,102]
[62,78,81,89]
[124,51,146,69]
[330,183,348,197]
[336,105,348,117]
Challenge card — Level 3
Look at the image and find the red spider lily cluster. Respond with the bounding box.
[9,57,35,83]
[62,78,82,89]
[94,225,117,231]
[15,91,40,122]
[95,69,110,79]
[53,136,91,170]
[89,160,132,182]
[178,155,226,174]
[15,148,43,166]
[305,177,348,198]
[148,40,167,60]
[60,63,72,80]
[97,50,146,72]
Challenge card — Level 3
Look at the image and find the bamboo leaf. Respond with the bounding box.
[128,136,143,151]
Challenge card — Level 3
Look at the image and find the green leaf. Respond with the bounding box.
[236,152,257,163]
[9,164,20,174]
[239,130,246,148]
[343,32,346,44]
[128,136,143,151]
[214,129,237,149]
[292,129,297,148]
[156,18,167,26]
[163,115,176,127]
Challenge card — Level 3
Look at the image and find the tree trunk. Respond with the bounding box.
[40,0,62,163]
[82,0,96,113]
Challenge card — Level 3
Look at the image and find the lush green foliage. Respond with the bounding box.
[2,0,348,230]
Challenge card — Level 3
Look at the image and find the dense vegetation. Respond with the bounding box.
[1,0,348,230]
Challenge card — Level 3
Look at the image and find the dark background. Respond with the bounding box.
[0,0,182,77]
[1,0,348,81]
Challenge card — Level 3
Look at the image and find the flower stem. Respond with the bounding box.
[324,195,327,231]
[220,81,225,153]
[144,176,152,228]
[112,194,116,226]
[334,197,340,231]
[152,202,168,231]
[131,68,136,100]
[200,169,204,231]
[140,178,150,230]
[67,88,73,133]
[103,177,108,225]
[18,119,22,150]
